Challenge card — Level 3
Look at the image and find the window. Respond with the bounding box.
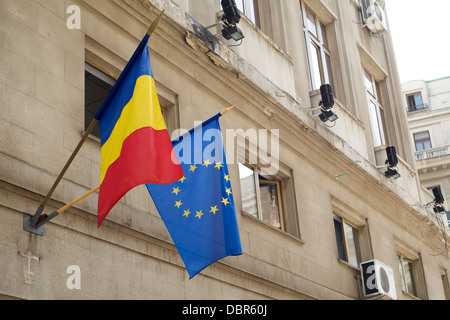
[239,162,284,230]
[235,0,260,27]
[333,215,363,268]
[397,254,418,298]
[85,63,116,139]
[85,63,174,139]
[414,131,432,151]
[301,5,334,92]
[364,70,387,147]
[406,92,424,112]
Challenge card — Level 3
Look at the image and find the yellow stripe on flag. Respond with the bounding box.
[100,75,167,182]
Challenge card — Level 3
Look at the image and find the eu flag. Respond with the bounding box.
[146,113,242,279]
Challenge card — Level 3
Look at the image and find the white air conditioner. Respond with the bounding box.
[360,0,387,34]
[360,259,397,300]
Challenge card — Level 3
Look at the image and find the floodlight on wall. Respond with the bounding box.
[319,110,339,123]
[385,146,399,168]
[432,186,445,205]
[384,146,401,180]
[221,24,245,41]
[221,0,241,25]
[318,84,338,123]
[434,205,446,214]
[431,186,447,214]
[319,84,335,110]
[220,0,244,41]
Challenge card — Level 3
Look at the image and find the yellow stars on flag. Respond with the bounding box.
[210,206,219,215]
[175,200,183,209]
[170,159,234,221]
[202,160,211,168]
[183,209,191,218]
[221,197,230,207]
[195,210,204,219]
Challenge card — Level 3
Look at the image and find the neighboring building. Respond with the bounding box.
[404,77,450,227]
[1,0,450,300]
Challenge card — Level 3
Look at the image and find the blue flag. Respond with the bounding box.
[146,113,242,279]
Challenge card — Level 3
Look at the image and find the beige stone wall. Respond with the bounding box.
[1,0,449,300]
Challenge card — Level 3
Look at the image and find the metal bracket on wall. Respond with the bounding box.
[23,213,45,236]
[185,13,221,57]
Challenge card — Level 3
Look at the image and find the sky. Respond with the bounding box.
[386,0,450,83]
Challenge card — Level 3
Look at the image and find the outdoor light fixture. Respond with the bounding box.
[220,0,245,41]
[434,205,446,214]
[319,84,334,110]
[384,146,401,180]
[431,186,447,214]
[318,84,338,123]
[432,186,445,205]
[386,145,399,168]
[221,24,245,41]
[319,110,339,123]
[221,0,241,25]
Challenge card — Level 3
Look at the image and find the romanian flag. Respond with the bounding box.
[95,34,184,227]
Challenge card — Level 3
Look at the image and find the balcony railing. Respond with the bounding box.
[407,103,429,113]
[415,146,450,161]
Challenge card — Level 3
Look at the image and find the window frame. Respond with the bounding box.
[84,63,174,140]
[238,162,286,231]
[364,69,387,147]
[333,214,364,268]
[84,63,116,140]
[235,0,260,27]
[406,92,424,112]
[301,4,334,93]
[413,131,432,152]
[397,254,419,298]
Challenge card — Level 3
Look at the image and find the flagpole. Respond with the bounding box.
[147,10,165,36]
[29,11,166,229]
[221,106,236,116]
[30,119,98,227]
[34,185,101,229]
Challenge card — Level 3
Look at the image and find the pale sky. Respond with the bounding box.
[386,0,450,83]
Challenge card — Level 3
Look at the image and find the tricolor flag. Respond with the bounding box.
[146,114,242,279]
[95,34,184,227]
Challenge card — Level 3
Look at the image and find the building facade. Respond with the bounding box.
[404,77,450,228]
[1,0,450,300]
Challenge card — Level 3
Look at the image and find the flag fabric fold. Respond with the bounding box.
[95,34,184,227]
[146,114,242,279]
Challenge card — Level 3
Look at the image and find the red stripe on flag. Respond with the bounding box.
[98,127,183,227]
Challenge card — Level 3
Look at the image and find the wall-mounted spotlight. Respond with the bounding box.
[318,84,338,123]
[319,110,339,123]
[434,205,446,214]
[320,84,334,110]
[432,186,445,205]
[384,146,401,180]
[431,186,447,214]
[220,0,245,41]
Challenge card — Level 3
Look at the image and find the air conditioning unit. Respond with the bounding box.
[360,259,397,300]
[360,0,387,34]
